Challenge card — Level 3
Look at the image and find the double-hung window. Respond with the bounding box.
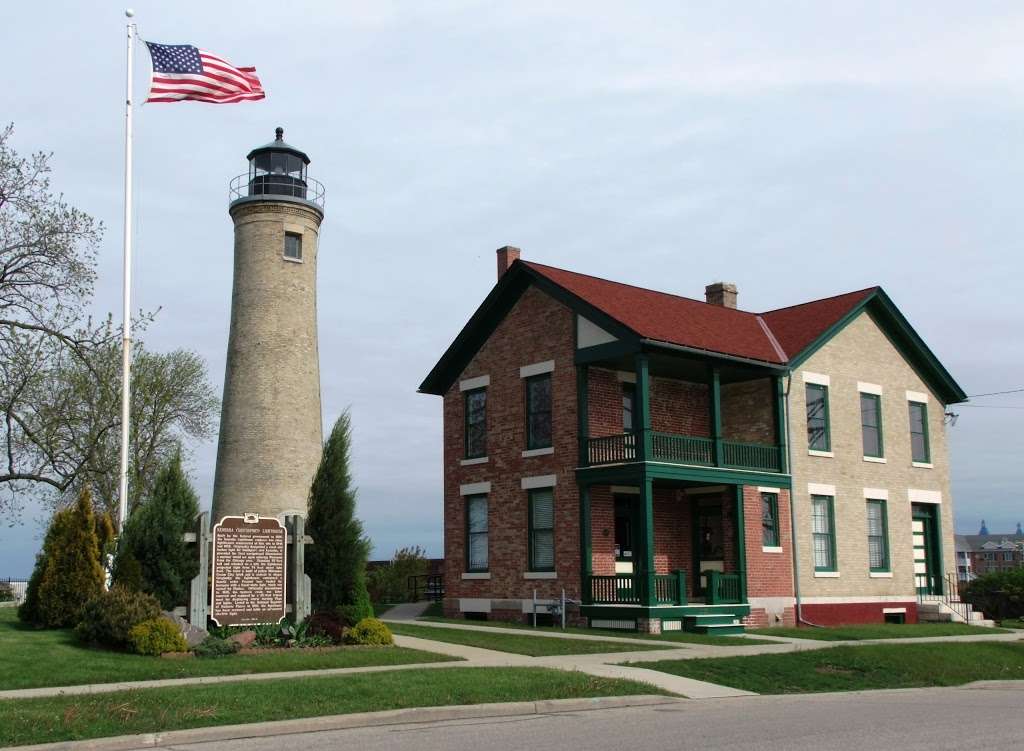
[866,499,889,572]
[908,401,930,463]
[806,384,831,452]
[528,488,555,571]
[761,492,780,548]
[811,494,837,572]
[466,494,488,572]
[464,388,487,459]
[284,232,302,260]
[525,374,553,450]
[622,382,635,432]
[860,393,883,458]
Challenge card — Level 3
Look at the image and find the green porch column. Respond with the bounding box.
[577,365,589,466]
[734,485,748,603]
[579,484,592,604]
[773,375,788,473]
[709,365,723,466]
[637,474,656,606]
[635,354,651,462]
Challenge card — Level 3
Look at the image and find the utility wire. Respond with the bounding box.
[966,387,1024,398]
[957,404,1024,410]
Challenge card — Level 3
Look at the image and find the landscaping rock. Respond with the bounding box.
[161,611,208,648]
[228,630,257,648]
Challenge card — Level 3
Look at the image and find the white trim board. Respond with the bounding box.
[863,488,889,500]
[802,371,830,386]
[908,488,942,504]
[906,390,929,403]
[460,375,490,391]
[857,381,883,395]
[520,360,555,378]
[460,482,491,496]
[522,474,557,489]
[808,482,836,496]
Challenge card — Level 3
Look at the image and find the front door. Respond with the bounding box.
[693,495,724,597]
[613,496,637,601]
[912,504,942,595]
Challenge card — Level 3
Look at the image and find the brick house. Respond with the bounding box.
[419,248,967,633]
[956,533,1024,582]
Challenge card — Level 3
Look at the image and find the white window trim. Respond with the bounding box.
[870,571,894,578]
[863,455,887,464]
[522,446,554,458]
[857,382,883,395]
[814,571,840,578]
[757,486,782,494]
[762,546,784,554]
[282,255,303,264]
[522,474,557,490]
[523,571,558,580]
[461,572,491,580]
[460,375,490,391]
[460,481,491,496]
[883,607,907,614]
[906,390,929,403]
[802,371,830,386]
[808,483,836,496]
[460,456,488,466]
[912,461,934,469]
[611,485,640,495]
[616,371,637,383]
[808,449,834,458]
[908,488,942,505]
[520,360,555,378]
[863,488,889,500]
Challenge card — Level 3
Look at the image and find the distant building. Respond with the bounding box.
[956,532,1024,581]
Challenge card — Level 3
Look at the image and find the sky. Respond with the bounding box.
[2,1,1023,576]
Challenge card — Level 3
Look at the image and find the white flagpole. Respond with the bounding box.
[117,9,136,532]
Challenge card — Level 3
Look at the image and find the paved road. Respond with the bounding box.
[166,683,1023,751]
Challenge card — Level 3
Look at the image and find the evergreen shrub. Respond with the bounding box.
[193,636,241,658]
[344,617,393,646]
[75,586,161,648]
[128,618,188,655]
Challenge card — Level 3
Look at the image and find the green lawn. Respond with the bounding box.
[389,623,670,656]
[415,616,773,646]
[0,608,452,691]
[748,623,1009,641]
[631,641,1024,694]
[1000,619,1024,630]
[0,667,667,747]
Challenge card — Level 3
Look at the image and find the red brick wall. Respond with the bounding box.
[743,486,795,598]
[587,368,623,438]
[800,602,919,625]
[744,607,796,628]
[589,486,616,576]
[587,368,709,439]
[721,379,775,444]
[442,285,582,611]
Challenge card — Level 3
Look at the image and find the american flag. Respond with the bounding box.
[145,42,265,104]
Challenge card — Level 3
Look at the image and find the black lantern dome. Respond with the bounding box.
[229,127,325,213]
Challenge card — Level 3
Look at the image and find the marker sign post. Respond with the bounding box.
[210,514,287,627]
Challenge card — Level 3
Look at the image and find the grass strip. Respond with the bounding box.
[0,609,451,691]
[747,623,1009,641]
[631,641,1024,694]
[415,616,773,646]
[0,667,666,747]
[390,622,669,655]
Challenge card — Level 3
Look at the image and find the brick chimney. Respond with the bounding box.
[496,245,521,280]
[705,282,738,309]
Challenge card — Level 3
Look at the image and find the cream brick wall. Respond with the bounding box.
[788,311,954,599]
[211,200,324,523]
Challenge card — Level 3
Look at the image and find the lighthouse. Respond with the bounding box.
[211,127,325,523]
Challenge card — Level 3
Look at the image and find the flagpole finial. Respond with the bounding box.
[275,127,284,141]
[125,8,134,17]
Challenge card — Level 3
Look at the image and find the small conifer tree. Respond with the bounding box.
[113,452,199,609]
[20,488,105,628]
[306,411,373,622]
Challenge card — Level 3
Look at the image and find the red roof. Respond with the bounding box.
[523,261,877,365]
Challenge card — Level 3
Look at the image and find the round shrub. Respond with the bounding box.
[344,617,393,646]
[74,586,162,648]
[129,618,188,656]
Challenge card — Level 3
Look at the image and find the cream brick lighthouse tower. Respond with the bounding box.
[211,128,325,523]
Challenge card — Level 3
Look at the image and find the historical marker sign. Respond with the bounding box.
[211,514,287,626]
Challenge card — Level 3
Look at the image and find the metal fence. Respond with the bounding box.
[0,578,28,604]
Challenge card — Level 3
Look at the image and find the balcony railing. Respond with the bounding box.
[705,571,743,605]
[587,570,687,606]
[585,431,783,473]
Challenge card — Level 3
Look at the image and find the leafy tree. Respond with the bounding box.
[368,546,430,603]
[0,125,218,521]
[306,411,372,623]
[112,452,199,609]
[18,487,104,627]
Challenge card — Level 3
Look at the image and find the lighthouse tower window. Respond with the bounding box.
[284,232,302,261]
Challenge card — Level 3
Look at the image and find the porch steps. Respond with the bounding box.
[684,613,745,636]
[918,600,996,628]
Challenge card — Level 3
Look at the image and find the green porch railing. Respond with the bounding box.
[705,570,742,605]
[585,431,782,473]
[587,570,687,605]
[722,440,782,472]
[651,433,714,466]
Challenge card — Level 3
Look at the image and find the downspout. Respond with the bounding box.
[783,372,823,628]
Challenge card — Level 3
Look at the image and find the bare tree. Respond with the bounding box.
[0,125,218,521]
